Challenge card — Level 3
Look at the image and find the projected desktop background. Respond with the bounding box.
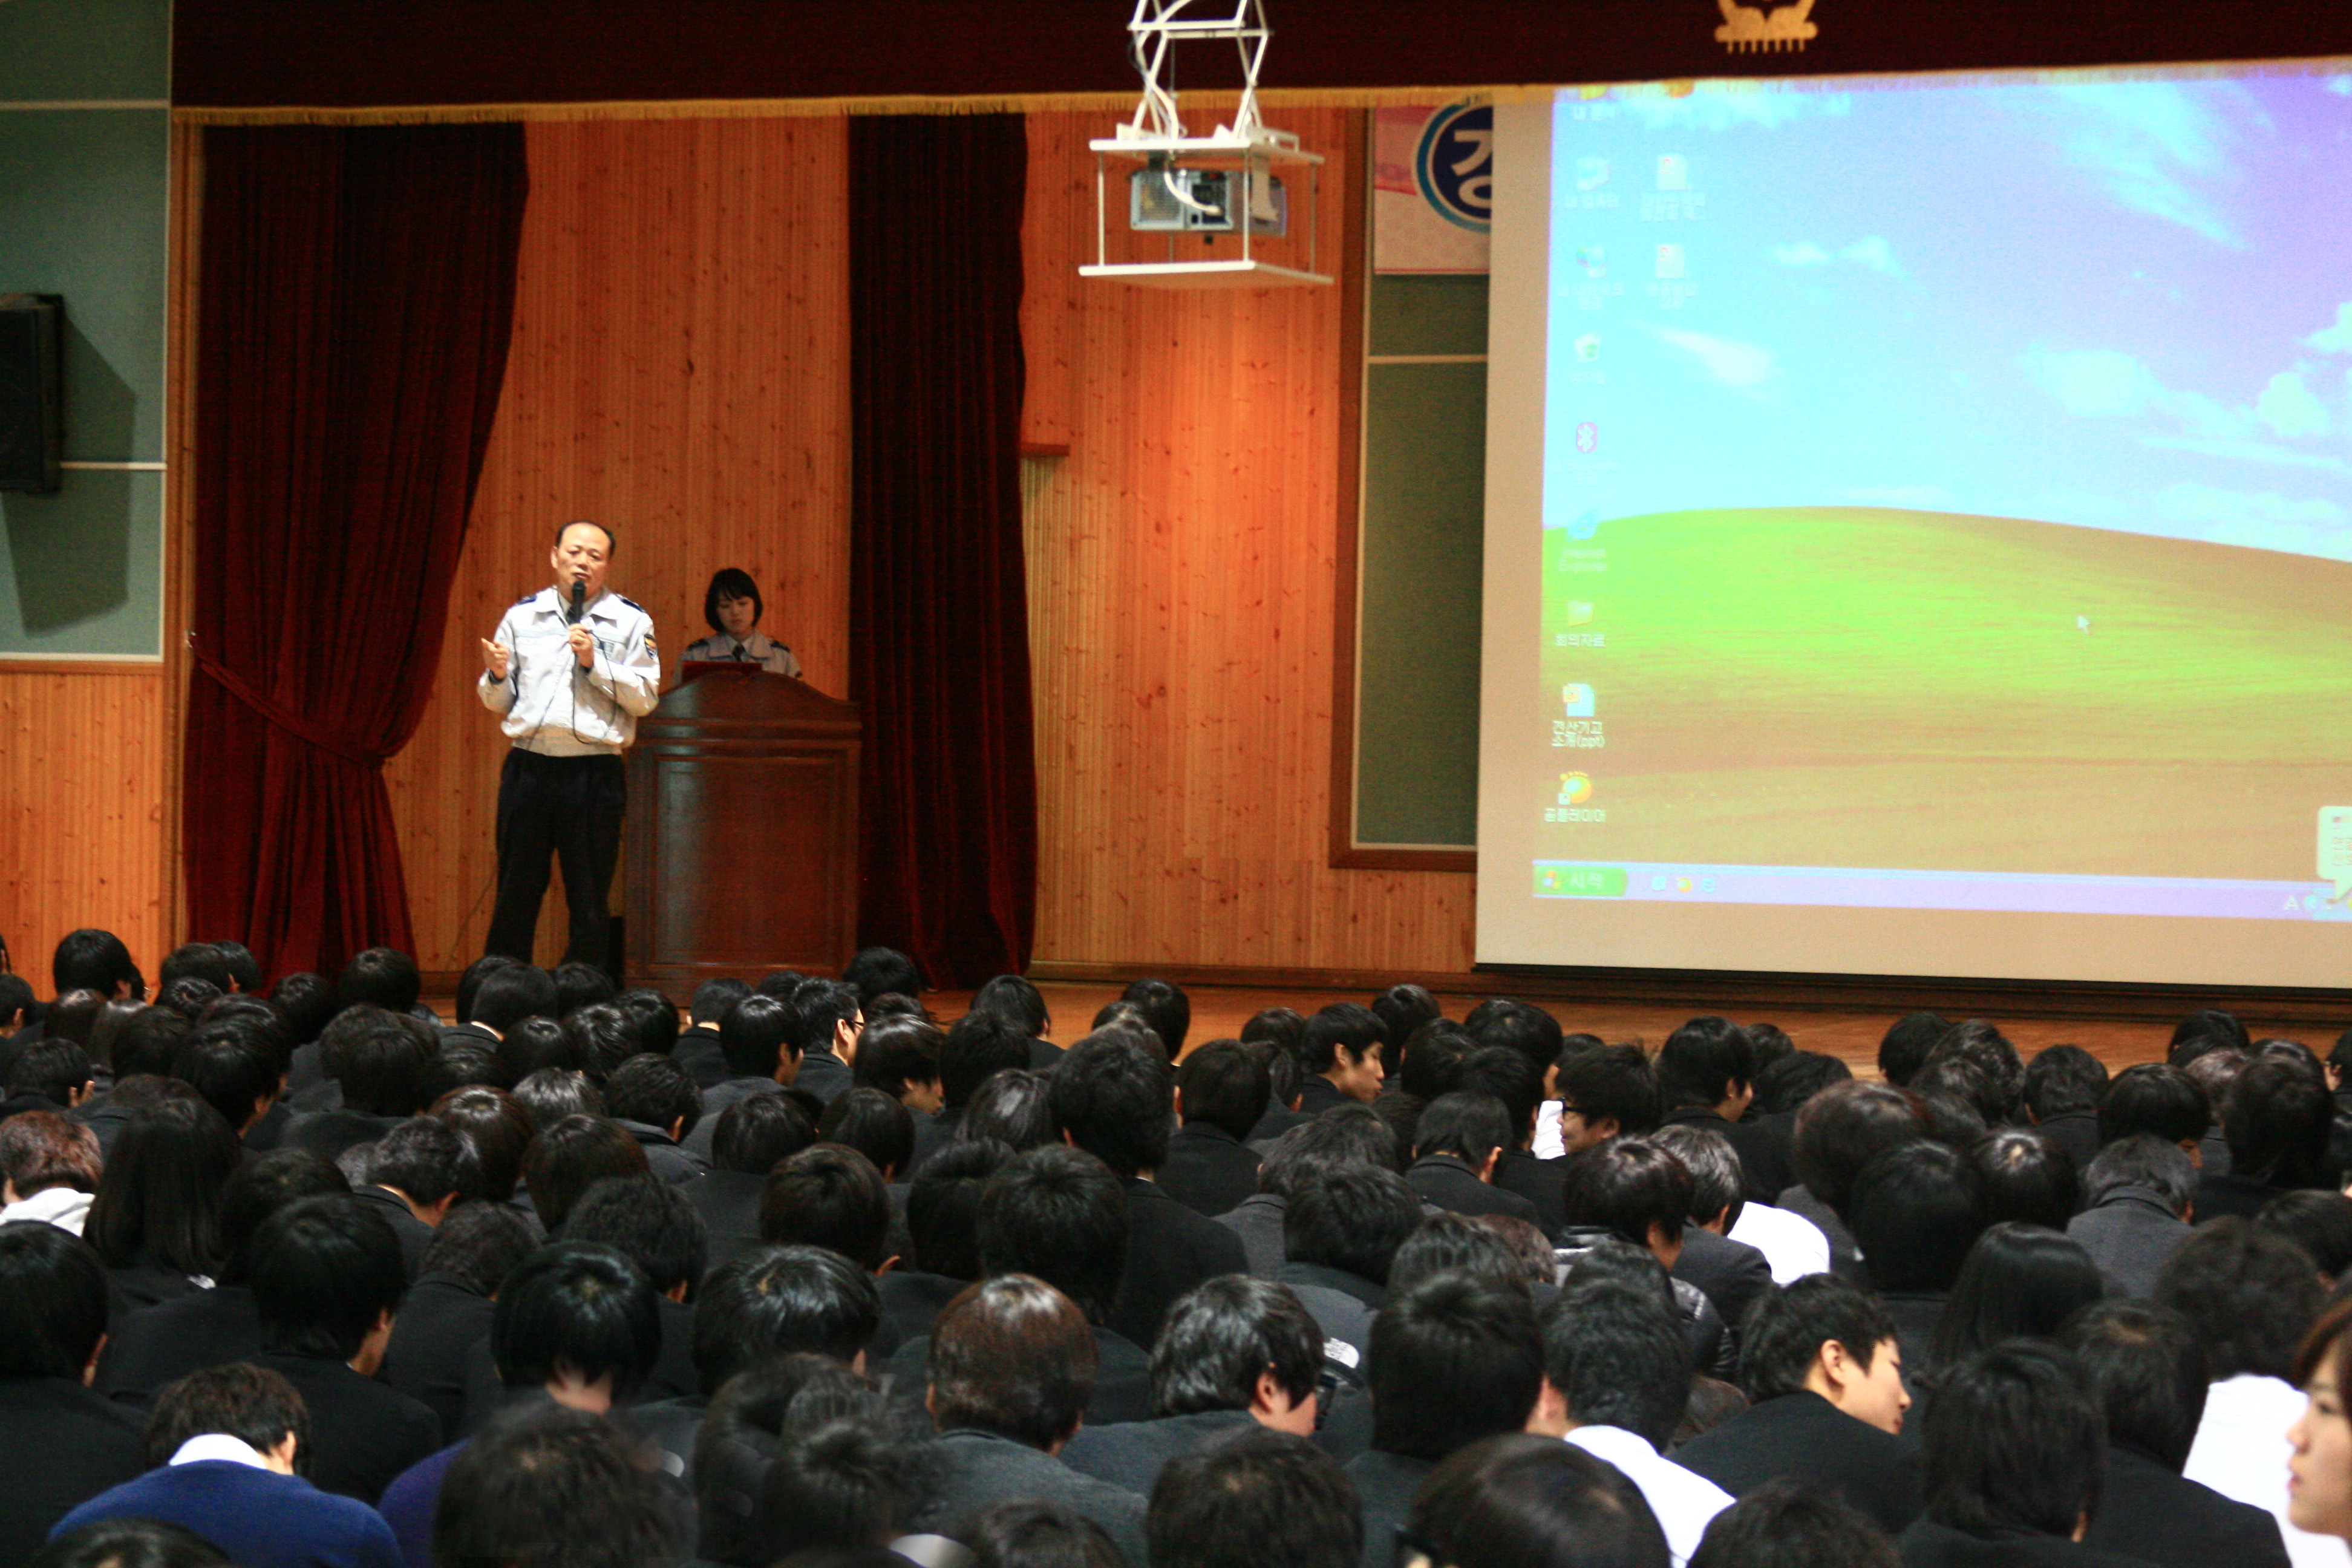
[1533,70,2352,923]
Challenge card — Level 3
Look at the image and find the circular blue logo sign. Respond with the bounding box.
[1416,103,1494,232]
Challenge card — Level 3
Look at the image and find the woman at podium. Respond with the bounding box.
[682,567,802,677]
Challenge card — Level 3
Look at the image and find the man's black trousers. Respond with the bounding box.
[486,749,625,972]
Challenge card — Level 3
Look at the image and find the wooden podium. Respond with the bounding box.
[625,665,861,991]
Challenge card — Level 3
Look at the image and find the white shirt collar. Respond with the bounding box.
[170,1434,275,1470]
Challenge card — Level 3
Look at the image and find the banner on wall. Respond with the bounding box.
[1373,103,1492,274]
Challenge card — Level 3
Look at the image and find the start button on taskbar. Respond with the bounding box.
[1534,866,1628,898]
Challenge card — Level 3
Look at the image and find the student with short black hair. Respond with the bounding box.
[1218,1105,1400,1276]
[910,1276,1149,1563]
[432,1403,684,1568]
[1148,1429,1359,1568]
[1972,1128,2081,1231]
[1060,1275,1322,1495]
[290,1008,434,1163]
[0,1223,146,1563]
[1404,1431,1670,1568]
[1528,1276,1730,1564]
[789,977,864,1105]
[1688,1481,1898,1568]
[1407,1091,1541,1227]
[2200,1056,2336,1224]
[880,1138,1011,1344]
[959,1067,1060,1152]
[1351,1272,1546,1568]
[1553,1044,1664,1155]
[1159,1042,1270,1217]
[338,948,422,1018]
[2068,1135,2198,1299]
[1847,1139,1987,1383]
[52,929,144,1002]
[520,1115,650,1232]
[1674,1274,1922,1535]
[554,1175,704,1403]
[2161,1219,2336,1556]
[694,992,799,1144]
[760,1143,895,1273]
[379,1202,540,1439]
[358,1119,478,1279]
[923,1009,1033,1169]
[817,1085,916,1183]
[2098,1063,2211,1157]
[469,961,559,1038]
[1299,1003,1387,1112]
[1117,978,1190,1063]
[1051,1032,1247,1349]
[600,1053,707,1182]
[2056,1300,2290,1568]
[684,1089,818,1271]
[1279,1163,1423,1327]
[5,1040,94,1113]
[54,1362,400,1568]
[246,1194,442,1503]
[851,1015,944,1116]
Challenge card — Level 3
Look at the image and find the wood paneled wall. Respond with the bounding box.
[382,117,853,972]
[1019,109,1476,974]
[0,669,171,982]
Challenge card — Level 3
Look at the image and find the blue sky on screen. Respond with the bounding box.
[1544,69,2352,560]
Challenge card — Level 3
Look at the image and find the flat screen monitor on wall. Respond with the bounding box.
[1477,63,2352,988]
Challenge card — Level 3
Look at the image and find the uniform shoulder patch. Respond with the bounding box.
[513,591,539,606]
[618,595,645,613]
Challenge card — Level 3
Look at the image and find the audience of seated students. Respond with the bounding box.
[1157,1042,1268,1217]
[32,933,2352,1568]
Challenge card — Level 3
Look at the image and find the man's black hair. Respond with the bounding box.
[1656,1016,1754,1112]
[2056,1299,2209,1475]
[53,929,143,1001]
[842,947,923,1007]
[561,1173,708,1296]
[816,1088,916,1180]
[159,942,234,992]
[1969,1128,2077,1230]
[498,1018,582,1084]
[907,1137,1014,1278]
[977,1144,1129,1323]
[1687,1481,1900,1568]
[316,1004,433,1116]
[1368,1272,1545,1461]
[1791,1080,1931,1218]
[1414,1091,1514,1167]
[452,955,519,1027]
[1300,1002,1383,1076]
[1108,977,1186,1062]
[2022,1044,2108,1122]
[2223,1055,2334,1186]
[2080,1134,2195,1215]
[1283,1164,1422,1285]
[1555,1045,1663,1137]
[853,1016,944,1103]
[142,1362,309,1473]
[2256,1191,2352,1280]
[552,960,618,1017]
[791,977,864,1059]
[1371,983,1443,1065]
[1540,1275,1692,1451]
[1923,1021,2025,1122]
[939,1010,1032,1108]
[1561,1136,1695,1250]
[960,1067,1060,1152]
[7,1039,91,1106]
[1456,1046,1545,1148]
[1847,1139,1985,1293]
[693,1244,881,1390]
[690,976,754,1028]
[521,1114,652,1232]
[0,1220,111,1380]
[2154,1216,2328,1380]
[1148,1275,1322,1417]
[1050,1032,1174,1179]
[1259,1105,1399,1193]
[603,1052,701,1140]
[1240,1006,1305,1053]
[417,1200,539,1297]
[511,1065,604,1132]
[489,1241,662,1399]
[1737,1273,1897,1402]
[431,1085,537,1203]
[336,947,420,1015]
[1464,1000,1564,1077]
[249,1193,408,1361]
[0,973,36,1033]
[611,987,681,1057]
[969,975,1052,1039]
[1753,1051,1853,1117]
[2096,1062,2210,1148]
[154,976,224,1022]
[1387,1212,1532,1300]
[1410,1434,1671,1568]
[929,1275,1097,1448]
[214,1148,349,1285]
[433,1403,684,1568]
[565,1001,642,1083]
[756,1415,923,1558]
[761,1143,893,1272]
[1877,1011,1951,1089]
[1176,1042,1270,1142]
[31,1519,232,1568]
[1648,1123,1745,1230]
[2169,1007,2250,1059]
[1921,1342,2105,1539]
[1147,1429,1360,1568]
[266,973,339,1045]
[369,1116,479,1209]
[469,964,558,1034]
[712,1090,818,1175]
[416,1041,508,1105]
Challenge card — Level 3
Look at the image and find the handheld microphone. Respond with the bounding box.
[567,579,586,625]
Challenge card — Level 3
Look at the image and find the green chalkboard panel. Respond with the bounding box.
[1355,358,1485,846]
[0,469,163,655]
[1368,273,1490,358]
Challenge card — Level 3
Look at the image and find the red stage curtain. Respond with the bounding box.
[849,114,1039,987]
[186,124,527,979]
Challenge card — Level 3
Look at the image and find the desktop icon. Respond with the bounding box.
[1655,244,1686,279]
[1574,333,1601,362]
[1576,157,1610,191]
[1657,154,1689,191]
[1574,244,1607,278]
[1566,508,1599,538]
[1562,684,1595,717]
[1563,600,1595,626]
[1558,773,1593,806]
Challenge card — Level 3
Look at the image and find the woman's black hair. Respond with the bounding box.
[83,1096,242,1277]
[1927,1223,2105,1375]
[704,567,763,635]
